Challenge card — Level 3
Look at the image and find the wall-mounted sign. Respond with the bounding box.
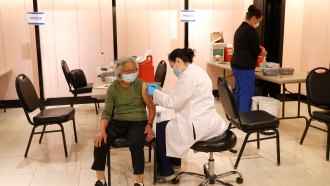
[180,10,196,22]
[27,12,45,25]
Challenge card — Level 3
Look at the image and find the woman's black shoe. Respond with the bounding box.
[95,180,107,186]
[134,183,144,186]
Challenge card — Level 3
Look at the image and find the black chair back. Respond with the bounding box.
[306,67,330,117]
[15,74,41,113]
[217,77,241,129]
[307,67,330,106]
[61,60,73,91]
[154,60,167,87]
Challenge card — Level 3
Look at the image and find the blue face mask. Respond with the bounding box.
[121,72,138,83]
[173,67,182,77]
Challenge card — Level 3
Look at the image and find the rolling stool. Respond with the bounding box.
[172,130,243,186]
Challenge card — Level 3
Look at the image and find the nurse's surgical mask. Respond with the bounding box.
[253,22,260,28]
[173,67,182,77]
[172,60,183,77]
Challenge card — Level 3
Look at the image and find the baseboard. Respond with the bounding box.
[0,99,21,108]
[44,96,104,106]
[0,96,105,109]
[212,89,307,102]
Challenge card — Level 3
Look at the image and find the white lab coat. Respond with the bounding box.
[153,64,227,158]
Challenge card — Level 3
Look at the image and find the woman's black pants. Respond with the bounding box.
[156,120,181,176]
[91,120,147,174]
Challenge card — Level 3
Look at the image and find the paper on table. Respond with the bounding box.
[94,84,110,89]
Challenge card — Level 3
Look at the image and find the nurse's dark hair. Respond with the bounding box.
[168,48,195,63]
[246,5,262,19]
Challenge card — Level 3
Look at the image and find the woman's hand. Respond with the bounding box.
[145,124,155,142]
[94,129,107,147]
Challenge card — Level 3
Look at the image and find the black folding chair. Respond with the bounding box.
[300,67,330,160]
[106,138,157,185]
[15,74,77,157]
[61,60,99,114]
[154,60,167,87]
[217,76,280,169]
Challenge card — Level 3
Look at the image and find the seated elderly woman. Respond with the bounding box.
[91,56,155,186]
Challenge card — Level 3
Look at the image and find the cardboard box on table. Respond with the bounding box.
[210,32,226,62]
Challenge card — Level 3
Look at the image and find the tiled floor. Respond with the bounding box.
[0,100,329,186]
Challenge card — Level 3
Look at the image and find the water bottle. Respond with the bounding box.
[261,57,267,68]
[100,52,106,69]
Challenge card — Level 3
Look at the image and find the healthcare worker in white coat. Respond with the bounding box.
[147,48,227,182]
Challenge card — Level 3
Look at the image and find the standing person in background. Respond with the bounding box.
[231,5,267,112]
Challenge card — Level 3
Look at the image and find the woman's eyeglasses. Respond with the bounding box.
[122,69,138,74]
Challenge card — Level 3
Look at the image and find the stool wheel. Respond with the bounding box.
[236,177,243,184]
[203,163,209,177]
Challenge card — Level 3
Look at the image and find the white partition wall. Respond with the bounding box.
[116,0,184,90]
[38,0,114,98]
[0,0,37,100]
[0,0,114,100]
[187,0,252,90]
[6,1,330,100]
[188,0,253,70]
[282,0,330,94]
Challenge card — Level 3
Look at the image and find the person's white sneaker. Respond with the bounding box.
[156,174,177,183]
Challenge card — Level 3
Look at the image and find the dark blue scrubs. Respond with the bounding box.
[232,68,255,112]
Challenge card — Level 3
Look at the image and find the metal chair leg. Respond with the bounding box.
[107,150,111,186]
[326,124,330,161]
[153,142,157,185]
[274,129,281,165]
[71,94,77,107]
[148,142,152,162]
[234,133,251,169]
[72,117,78,143]
[1,102,6,112]
[300,118,313,144]
[94,100,98,115]
[257,132,260,149]
[215,179,233,186]
[39,125,46,144]
[25,127,36,158]
[59,124,68,157]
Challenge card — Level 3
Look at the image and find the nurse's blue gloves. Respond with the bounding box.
[147,83,160,96]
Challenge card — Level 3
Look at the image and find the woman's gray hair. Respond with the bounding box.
[114,56,139,80]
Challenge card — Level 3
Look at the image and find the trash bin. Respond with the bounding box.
[251,96,279,117]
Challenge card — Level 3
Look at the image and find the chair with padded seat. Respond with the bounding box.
[15,74,77,157]
[217,76,280,169]
[154,60,167,87]
[300,67,330,160]
[105,108,157,185]
[172,130,243,186]
[61,60,99,114]
[106,138,157,185]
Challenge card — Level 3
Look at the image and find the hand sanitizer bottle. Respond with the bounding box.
[261,57,267,68]
[100,52,106,70]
